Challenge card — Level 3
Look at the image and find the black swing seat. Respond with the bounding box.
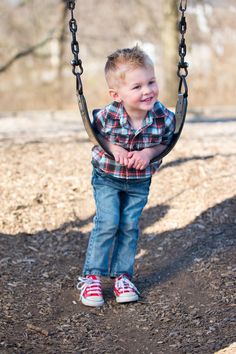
[68,0,188,163]
[76,78,188,163]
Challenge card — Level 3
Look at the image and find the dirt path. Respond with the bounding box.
[0,110,235,354]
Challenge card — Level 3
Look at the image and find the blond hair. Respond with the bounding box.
[105,45,154,88]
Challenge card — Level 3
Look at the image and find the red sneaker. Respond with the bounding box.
[77,275,104,307]
[114,274,140,303]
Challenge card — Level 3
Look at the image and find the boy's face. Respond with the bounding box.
[109,65,159,119]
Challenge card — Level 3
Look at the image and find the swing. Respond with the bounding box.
[67,0,188,162]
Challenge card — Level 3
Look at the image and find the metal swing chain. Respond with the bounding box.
[178,0,188,80]
[67,0,188,94]
[66,0,189,161]
[67,0,84,95]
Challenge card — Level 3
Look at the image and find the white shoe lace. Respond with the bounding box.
[77,276,102,299]
[116,276,140,295]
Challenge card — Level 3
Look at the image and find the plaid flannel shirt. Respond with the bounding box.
[92,101,175,179]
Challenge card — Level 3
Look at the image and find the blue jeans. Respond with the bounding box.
[83,168,151,278]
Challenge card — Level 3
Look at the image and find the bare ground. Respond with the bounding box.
[0,110,235,354]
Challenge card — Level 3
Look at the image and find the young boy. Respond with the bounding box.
[77,46,175,307]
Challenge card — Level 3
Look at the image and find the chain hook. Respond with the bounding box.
[76,73,83,95]
[68,0,75,11]
[178,75,188,98]
[179,0,187,11]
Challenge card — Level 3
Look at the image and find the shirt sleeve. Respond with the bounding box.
[162,107,176,145]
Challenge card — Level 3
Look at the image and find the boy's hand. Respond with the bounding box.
[111,145,129,166]
[127,145,167,169]
[127,150,151,170]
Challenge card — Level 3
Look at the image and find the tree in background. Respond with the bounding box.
[0,1,182,109]
[1,1,236,110]
[160,0,179,106]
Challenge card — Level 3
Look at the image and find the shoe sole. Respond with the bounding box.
[81,297,104,307]
[114,292,139,303]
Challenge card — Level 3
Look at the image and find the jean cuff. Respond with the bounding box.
[110,272,133,279]
[83,270,109,277]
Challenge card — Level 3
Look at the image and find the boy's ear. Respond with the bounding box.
[109,89,122,102]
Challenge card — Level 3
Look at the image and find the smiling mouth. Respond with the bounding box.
[141,97,153,102]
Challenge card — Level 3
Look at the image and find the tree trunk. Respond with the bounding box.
[161,0,179,106]
[56,0,68,109]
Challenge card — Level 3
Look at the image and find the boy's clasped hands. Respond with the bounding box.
[112,144,151,170]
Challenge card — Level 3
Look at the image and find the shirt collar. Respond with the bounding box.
[119,105,129,127]
[144,109,155,127]
[112,101,157,128]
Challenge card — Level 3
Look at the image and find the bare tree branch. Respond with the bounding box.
[0,33,54,74]
[18,0,34,6]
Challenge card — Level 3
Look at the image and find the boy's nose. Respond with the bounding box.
[143,86,152,95]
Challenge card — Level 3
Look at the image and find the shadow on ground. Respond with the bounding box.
[0,196,235,353]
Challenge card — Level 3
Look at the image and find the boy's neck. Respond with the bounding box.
[124,107,147,129]
[128,116,144,130]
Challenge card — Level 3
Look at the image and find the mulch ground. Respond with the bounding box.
[0,111,235,354]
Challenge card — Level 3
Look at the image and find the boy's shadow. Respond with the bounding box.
[0,196,235,299]
[136,195,236,292]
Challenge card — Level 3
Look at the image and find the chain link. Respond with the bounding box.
[67,0,84,94]
[178,0,188,78]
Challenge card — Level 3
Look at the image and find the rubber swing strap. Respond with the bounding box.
[75,74,108,153]
[151,76,188,163]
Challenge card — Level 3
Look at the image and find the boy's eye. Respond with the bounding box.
[149,80,156,85]
[132,85,140,90]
